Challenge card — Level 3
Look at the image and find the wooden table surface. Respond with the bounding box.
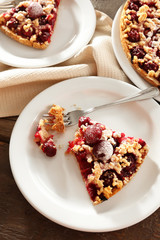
[0,0,160,239]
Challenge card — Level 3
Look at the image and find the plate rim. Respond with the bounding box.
[0,0,96,68]
[9,76,160,232]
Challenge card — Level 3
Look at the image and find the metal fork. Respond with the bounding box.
[0,0,16,13]
[43,87,159,126]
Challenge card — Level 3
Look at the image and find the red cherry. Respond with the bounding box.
[27,2,43,19]
[42,139,57,157]
[78,116,92,127]
[7,18,18,29]
[84,125,102,145]
[92,140,113,162]
[128,29,140,42]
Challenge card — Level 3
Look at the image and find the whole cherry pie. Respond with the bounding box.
[120,0,160,87]
[67,116,149,205]
[0,0,61,49]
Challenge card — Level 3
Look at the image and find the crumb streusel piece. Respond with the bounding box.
[34,104,64,157]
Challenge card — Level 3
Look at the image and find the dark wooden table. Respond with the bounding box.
[0,1,160,239]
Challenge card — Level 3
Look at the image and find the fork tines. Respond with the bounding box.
[43,114,53,118]
[43,113,71,126]
[0,0,15,11]
[63,113,71,126]
[0,1,15,7]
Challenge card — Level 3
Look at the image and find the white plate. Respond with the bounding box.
[9,77,160,232]
[112,6,160,102]
[0,0,96,68]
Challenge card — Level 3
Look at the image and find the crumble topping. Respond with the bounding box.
[120,0,160,86]
[48,104,64,132]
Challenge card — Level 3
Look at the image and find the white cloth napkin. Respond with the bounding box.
[0,10,130,117]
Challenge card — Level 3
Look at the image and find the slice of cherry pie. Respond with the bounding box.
[0,0,61,49]
[67,116,149,205]
[120,0,160,87]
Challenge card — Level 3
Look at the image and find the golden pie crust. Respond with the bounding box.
[0,25,48,49]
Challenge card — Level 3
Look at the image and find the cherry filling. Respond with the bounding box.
[130,12,138,22]
[7,18,19,30]
[151,28,160,41]
[120,153,137,178]
[21,25,35,38]
[128,0,141,11]
[67,137,85,152]
[129,2,139,11]
[87,182,99,202]
[34,132,41,146]
[37,25,51,43]
[81,168,93,181]
[34,126,57,157]
[139,61,159,73]
[78,116,92,127]
[130,46,146,61]
[128,28,140,42]
[39,13,57,27]
[144,27,151,37]
[42,138,57,157]
[48,13,57,26]
[54,0,60,8]
[15,5,26,12]
[75,151,93,180]
[138,138,146,147]
[147,9,154,18]
[39,15,47,25]
[114,132,125,143]
[100,170,116,187]
[76,151,93,169]
[146,1,156,8]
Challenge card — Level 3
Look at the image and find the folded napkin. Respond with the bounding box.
[0,10,130,118]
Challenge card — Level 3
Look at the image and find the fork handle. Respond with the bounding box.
[84,87,159,115]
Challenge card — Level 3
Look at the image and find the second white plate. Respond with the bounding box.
[112,5,160,102]
[9,77,160,232]
[0,0,96,68]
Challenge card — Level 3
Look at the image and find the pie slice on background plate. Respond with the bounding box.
[67,116,149,205]
[0,0,60,49]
